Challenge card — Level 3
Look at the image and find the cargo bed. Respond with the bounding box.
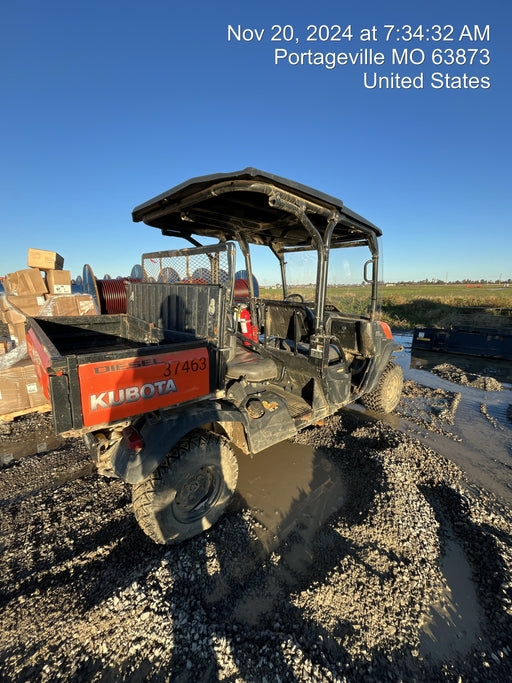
[27,314,215,435]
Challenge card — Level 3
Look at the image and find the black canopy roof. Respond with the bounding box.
[132,168,381,251]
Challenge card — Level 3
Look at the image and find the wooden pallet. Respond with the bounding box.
[0,403,52,422]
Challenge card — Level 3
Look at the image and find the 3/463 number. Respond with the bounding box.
[163,357,207,377]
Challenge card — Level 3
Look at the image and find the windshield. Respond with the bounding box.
[244,242,380,318]
[326,243,381,318]
[247,245,317,303]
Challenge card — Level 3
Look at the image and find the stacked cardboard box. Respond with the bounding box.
[0,248,99,418]
[0,297,32,345]
[0,248,100,349]
[3,268,47,297]
[0,268,46,344]
[2,250,49,346]
[46,269,72,294]
[0,337,15,356]
[1,294,46,316]
[0,359,47,415]
[27,248,71,295]
[41,294,98,317]
[27,248,64,271]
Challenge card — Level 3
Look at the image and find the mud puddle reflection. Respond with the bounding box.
[236,441,345,554]
[385,332,512,503]
[419,533,481,661]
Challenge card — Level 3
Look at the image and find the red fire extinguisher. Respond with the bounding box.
[238,306,258,345]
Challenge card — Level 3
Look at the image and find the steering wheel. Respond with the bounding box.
[284,293,304,303]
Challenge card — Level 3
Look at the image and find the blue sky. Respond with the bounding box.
[1,0,509,283]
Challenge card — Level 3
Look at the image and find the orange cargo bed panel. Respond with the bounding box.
[79,347,210,427]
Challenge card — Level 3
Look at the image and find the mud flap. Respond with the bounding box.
[243,391,297,454]
[323,366,351,407]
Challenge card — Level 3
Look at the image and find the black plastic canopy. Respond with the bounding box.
[132,168,381,253]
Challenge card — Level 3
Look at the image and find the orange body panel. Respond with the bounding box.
[79,347,210,427]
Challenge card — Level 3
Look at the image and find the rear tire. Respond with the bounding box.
[360,361,403,415]
[132,430,238,544]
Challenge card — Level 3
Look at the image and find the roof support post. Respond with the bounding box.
[268,193,341,333]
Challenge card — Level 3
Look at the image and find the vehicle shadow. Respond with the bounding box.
[137,422,408,681]
[0,417,390,681]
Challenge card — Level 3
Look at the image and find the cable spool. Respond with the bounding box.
[235,270,259,297]
[83,264,141,314]
[130,264,143,280]
[97,278,128,314]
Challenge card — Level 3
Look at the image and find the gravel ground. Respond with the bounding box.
[430,363,504,392]
[1,389,512,681]
[395,381,462,440]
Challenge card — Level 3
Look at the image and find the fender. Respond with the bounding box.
[110,400,245,484]
[359,338,400,395]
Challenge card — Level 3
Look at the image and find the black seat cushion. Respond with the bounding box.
[226,346,278,382]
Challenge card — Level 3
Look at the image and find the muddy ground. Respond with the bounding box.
[1,350,512,682]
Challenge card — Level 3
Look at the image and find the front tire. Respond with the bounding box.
[132,430,238,544]
[360,361,403,415]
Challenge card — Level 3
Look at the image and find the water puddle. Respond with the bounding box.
[390,332,512,504]
[419,534,482,661]
[236,440,345,555]
[210,442,346,625]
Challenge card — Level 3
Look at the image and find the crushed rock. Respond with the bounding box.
[431,363,503,391]
[395,380,462,439]
[1,412,512,682]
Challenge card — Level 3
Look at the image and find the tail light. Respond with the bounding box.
[379,321,394,339]
[122,425,144,450]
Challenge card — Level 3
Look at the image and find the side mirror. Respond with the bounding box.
[363,258,376,284]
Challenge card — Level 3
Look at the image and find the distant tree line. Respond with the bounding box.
[388,278,511,286]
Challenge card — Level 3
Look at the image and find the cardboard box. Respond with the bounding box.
[0,337,14,356]
[8,321,26,346]
[4,269,48,296]
[46,269,72,295]
[0,363,28,414]
[5,294,45,317]
[24,362,47,409]
[27,248,64,271]
[0,359,46,416]
[42,294,98,317]
[4,308,26,326]
[75,294,99,316]
[42,294,77,317]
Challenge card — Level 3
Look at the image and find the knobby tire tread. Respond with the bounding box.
[132,430,238,544]
[360,361,403,415]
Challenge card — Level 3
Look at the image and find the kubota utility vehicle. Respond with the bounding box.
[27,168,403,544]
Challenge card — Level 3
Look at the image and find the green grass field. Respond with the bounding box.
[259,284,512,329]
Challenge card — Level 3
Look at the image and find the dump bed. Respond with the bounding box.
[26,313,215,435]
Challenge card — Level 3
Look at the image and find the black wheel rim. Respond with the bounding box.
[173,466,223,523]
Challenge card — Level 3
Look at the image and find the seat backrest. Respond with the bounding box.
[261,300,313,342]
